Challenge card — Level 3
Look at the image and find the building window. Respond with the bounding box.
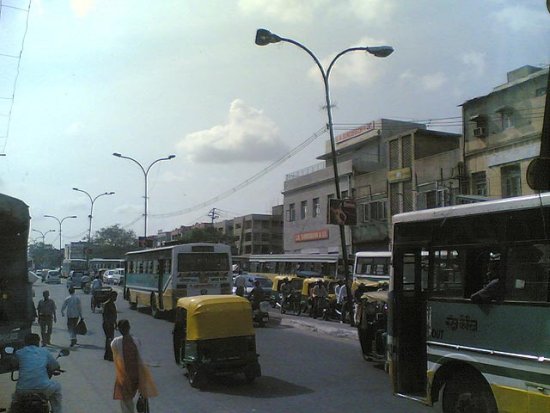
[402,181,413,212]
[402,135,412,168]
[499,110,513,130]
[501,164,521,198]
[341,190,349,199]
[288,203,296,222]
[472,171,487,196]
[363,200,387,222]
[300,200,307,219]
[312,198,320,218]
[389,139,399,170]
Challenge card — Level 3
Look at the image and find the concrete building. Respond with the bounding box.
[462,65,548,198]
[283,119,439,254]
[225,206,284,255]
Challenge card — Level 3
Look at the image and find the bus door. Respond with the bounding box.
[157,259,166,309]
[392,248,428,398]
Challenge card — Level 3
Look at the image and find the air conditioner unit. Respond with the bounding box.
[473,127,486,137]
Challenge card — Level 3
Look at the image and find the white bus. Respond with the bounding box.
[246,253,341,279]
[89,258,125,274]
[389,193,550,413]
[353,251,391,285]
[61,258,87,278]
[124,243,232,318]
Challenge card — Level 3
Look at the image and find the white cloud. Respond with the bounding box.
[177,99,288,164]
[421,72,447,91]
[238,0,321,23]
[309,37,393,87]
[347,0,395,24]
[65,121,83,136]
[493,5,549,33]
[461,51,486,77]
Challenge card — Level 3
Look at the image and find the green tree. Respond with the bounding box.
[91,225,138,258]
[29,243,60,269]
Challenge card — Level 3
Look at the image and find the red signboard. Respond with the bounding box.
[295,229,329,243]
[335,121,376,144]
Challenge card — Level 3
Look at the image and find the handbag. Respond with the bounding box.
[75,317,87,335]
[136,393,148,413]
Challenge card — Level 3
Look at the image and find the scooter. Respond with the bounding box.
[6,347,69,413]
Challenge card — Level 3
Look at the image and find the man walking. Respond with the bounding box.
[102,291,118,361]
[36,290,57,346]
[61,287,82,347]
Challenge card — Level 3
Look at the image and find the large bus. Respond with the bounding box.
[353,251,391,285]
[0,194,33,373]
[389,193,550,413]
[245,253,341,279]
[124,243,232,318]
[89,258,125,274]
[61,258,88,278]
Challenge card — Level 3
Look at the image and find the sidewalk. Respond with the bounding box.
[269,310,358,340]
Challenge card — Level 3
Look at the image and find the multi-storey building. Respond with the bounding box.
[283,119,459,253]
[462,65,548,198]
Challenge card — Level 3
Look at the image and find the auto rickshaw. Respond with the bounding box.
[356,283,389,369]
[296,277,334,316]
[279,277,304,315]
[172,295,261,389]
[270,275,297,308]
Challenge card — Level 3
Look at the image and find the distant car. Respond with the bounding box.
[45,270,61,284]
[68,270,90,289]
[38,269,50,282]
[104,268,125,285]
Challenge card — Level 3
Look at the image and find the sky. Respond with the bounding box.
[0,0,549,246]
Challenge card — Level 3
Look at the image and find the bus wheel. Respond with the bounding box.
[151,294,161,319]
[130,296,137,310]
[442,374,497,413]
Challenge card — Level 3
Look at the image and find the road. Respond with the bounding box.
[1,281,432,413]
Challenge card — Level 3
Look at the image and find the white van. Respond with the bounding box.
[103,268,125,285]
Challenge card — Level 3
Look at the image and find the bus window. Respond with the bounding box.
[431,249,464,298]
[505,243,550,302]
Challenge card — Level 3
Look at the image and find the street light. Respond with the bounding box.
[44,214,77,267]
[31,228,56,244]
[255,28,393,325]
[72,188,115,244]
[112,152,176,240]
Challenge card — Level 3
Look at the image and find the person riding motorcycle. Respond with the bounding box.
[247,280,265,311]
[10,333,63,413]
[310,280,328,319]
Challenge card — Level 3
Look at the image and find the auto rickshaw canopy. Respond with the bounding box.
[300,277,334,296]
[176,295,254,341]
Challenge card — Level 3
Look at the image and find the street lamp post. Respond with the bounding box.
[32,228,56,244]
[255,29,393,325]
[44,214,77,267]
[112,153,176,240]
[72,188,115,244]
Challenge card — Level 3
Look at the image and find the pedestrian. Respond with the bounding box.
[103,291,118,361]
[37,290,57,346]
[111,319,158,413]
[61,287,82,347]
[234,271,246,297]
[310,280,328,319]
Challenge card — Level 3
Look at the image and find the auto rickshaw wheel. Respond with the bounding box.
[187,365,206,389]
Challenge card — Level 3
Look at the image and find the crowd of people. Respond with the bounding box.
[10,275,158,413]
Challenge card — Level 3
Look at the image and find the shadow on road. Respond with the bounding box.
[200,375,314,398]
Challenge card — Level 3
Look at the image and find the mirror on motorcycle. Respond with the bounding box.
[58,349,70,358]
[4,347,14,355]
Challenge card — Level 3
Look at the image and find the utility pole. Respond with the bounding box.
[208,208,219,224]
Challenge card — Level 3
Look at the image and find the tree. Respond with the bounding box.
[176,227,236,245]
[29,243,60,269]
[91,225,138,258]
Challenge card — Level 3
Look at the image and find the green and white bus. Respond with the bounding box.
[389,193,550,413]
[124,243,232,318]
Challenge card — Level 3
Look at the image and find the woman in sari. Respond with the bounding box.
[111,319,158,412]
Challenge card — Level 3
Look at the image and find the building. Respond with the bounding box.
[282,119,456,254]
[462,65,548,198]
[217,206,284,255]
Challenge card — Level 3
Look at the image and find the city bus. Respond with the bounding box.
[353,251,391,285]
[0,194,33,373]
[61,258,88,278]
[89,258,125,274]
[124,243,232,318]
[246,253,340,279]
[389,193,550,413]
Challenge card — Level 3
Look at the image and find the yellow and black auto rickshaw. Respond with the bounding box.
[172,295,261,388]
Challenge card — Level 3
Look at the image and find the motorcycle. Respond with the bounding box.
[6,347,69,413]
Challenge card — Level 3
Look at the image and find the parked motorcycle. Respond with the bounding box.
[6,347,69,413]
